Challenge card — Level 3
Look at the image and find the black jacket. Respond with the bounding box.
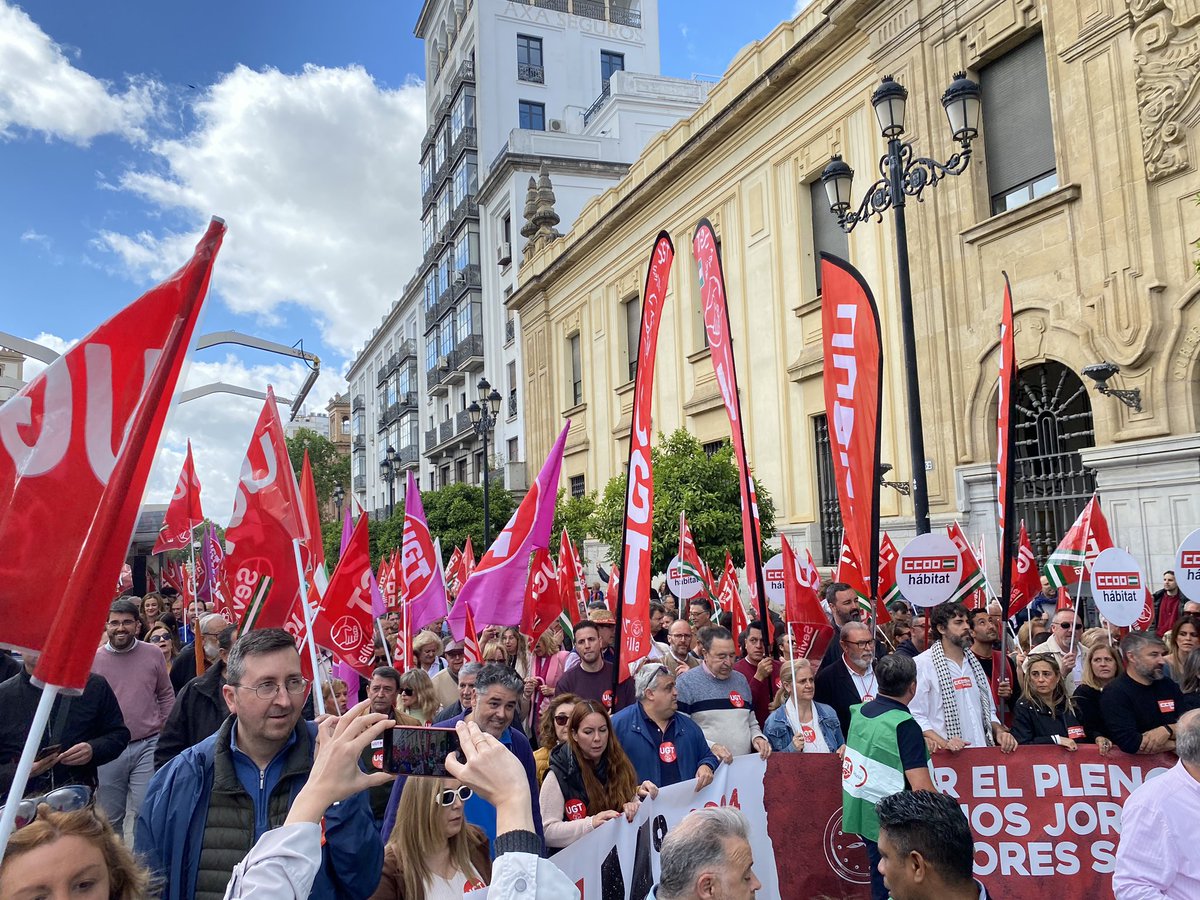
[814,657,866,739]
[169,644,203,694]
[0,669,129,801]
[1011,697,1084,745]
[1101,673,1186,754]
[155,660,230,770]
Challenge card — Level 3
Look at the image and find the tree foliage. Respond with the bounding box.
[591,429,776,575]
[285,428,350,507]
[370,481,517,566]
[552,488,598,551]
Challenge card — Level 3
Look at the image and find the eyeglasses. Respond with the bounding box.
[0,785,93,830]
[435,786,473,806]
[842,639,874,650]
[233,677,310,700]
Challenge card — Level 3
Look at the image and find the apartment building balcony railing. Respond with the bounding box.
[505,0,640,26]
[609,4,642,27]
[445,196,479,237]
[353,474,366,491]
[376,364,389,385]
[452,333,484,372]
[452,264,481,300]
[352,433,366,451]
[517,63,544,84]
[450,126,477,162]
[505,317,515,344]
[351,394,365,411]
[397,338,417,363]
[424,426,439,451]
[430,286,457,326]
[397,390,417,411]
[507,391,517,419]
[583,82,612,126]
[455,409,474,436]
[396,443,419,467]
[439,419,454,444]
[574,0,604,19]
[377,403,398,429]
[422,237,447,273]
[532,0,568,10]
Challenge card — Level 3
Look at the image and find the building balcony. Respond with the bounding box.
[351,394,365,411]
[429,287,457,328]
[377,403,396,430]
[574,0,604,19]
[583,82,612,127]
[397,338,416,363]
[427,360,452,395]
[517,63,544,84]
[397,389,417,411]
[445,196,479,238]
[452,333,484,374]
[609,3,642,27]
[505,316,516,344]
[422,237,447,273]
[450,59,475,93]
[424,426,439,450]
[439,419,454,445]
[376,365,388,385]
[450,126,477,162]
[396,443,419,468]
[353,473,366,491]
[452,264,481,300]
[352,433,366,451]
[507,391,518,419]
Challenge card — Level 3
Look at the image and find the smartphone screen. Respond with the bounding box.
[35,744,61,761]
[379,726,462,777]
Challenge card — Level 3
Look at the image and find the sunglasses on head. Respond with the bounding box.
[0,784,93,830]
[435,785,473,806]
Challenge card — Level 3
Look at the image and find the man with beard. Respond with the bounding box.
[1101,630,1186,754]
[91,598,175,838]
[816,622,879,739]
[170,613,235,694]
[909,602,1016,755]
[967,607,1013,713]
[554,621,634,712]
[155,622,234,769]
[821,582,865,669]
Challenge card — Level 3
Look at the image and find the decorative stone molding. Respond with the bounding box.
[1132,0,1199,181]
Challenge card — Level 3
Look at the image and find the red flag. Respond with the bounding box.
[161,558,186,595]
[298,451,325,574]
[224,386,309,636]
[782,537,835,661]
[879,533,901,606]
[837,537,890,626]
[310,514,376,679]
[462,600,481,663]
[714,553,739,617]
[461,537,476,579]
[947,522,987,604]
[1011,521,1042,611]
[729,587,750,647]
[446,546,464,593]
[557,528,586,623]
[819,253,884,608]
[378,552,398,609]
[1056,587,1073,611]
[0,218,223,689]
[678,512,710,599]
[1046,496,1114,587]
[523,548,561,643]
[152,440,205,554]
[693,223,770,626]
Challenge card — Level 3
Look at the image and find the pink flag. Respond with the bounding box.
[403,471,449,631]
[448,424,570,639]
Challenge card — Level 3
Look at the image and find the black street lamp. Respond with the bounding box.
[379,445,398,518]
[467,377,504,547]
[821,72,982,535]
[333,483,345,521]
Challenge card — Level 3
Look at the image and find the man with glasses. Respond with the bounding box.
[90,598,174,840]
[431,639,468,710]
[154,620,233,770]
[136,628,382,900]
[612,664,718,790]
[170,612,233,694]
[676,626,770,761]
[1027,607,1084,694]
[665,620,701,674]
[434,661,481,722]
[816,622,880,740]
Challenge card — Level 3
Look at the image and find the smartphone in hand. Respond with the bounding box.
[379,726,463,777]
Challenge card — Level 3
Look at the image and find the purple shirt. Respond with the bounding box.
[92,642,174,740]
[1113,760,1200,899]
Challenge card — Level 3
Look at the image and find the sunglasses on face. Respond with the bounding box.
[554,714,571,725]
[148,634,171,644]
[400,688,415,697]
[0,784,93,830]
[435,786,473,806]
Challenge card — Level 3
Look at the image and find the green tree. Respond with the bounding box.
[552,488,597,551]
[285,428,350,507]
[370,482,517,566]
[591,428,776,575]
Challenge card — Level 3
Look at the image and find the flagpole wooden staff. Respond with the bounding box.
[292,539,326,717]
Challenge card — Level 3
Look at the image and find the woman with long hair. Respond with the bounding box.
[397,669,439,726]
[527,628,570,735]
[139,593,164,639]
[539,700,657,849]
[144,622,179,668]
[480,641,507,665]
[1072,642,1124,755]
[1179,648,1200,706]
[763,658,844,754]
[1165,614,1200,681]
[321,677,350,715]
[0,789,152,899]
[1012,656,1085,750]
[501,627,530,680]
[371,775,491,899]
[532,693,579,785]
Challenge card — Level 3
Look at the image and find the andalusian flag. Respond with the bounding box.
[947,521,986,604]
[1045,496,1113,588]
[879,533,902,606]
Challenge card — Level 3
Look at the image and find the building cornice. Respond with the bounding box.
[479,153,631,206]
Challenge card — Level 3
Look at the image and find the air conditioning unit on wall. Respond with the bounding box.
[497,241,512,265]
[548,119,564,132]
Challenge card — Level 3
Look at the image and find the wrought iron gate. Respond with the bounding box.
[1011,362,1097,562]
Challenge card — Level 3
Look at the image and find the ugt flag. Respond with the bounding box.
[0,218,225,690]
[152,439,204,554]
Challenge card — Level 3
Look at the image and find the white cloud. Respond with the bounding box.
[96,63,427,355]
[19,331,77,379]
[0,1,160,144]
[792,0,815,15]
[20,228,63,264]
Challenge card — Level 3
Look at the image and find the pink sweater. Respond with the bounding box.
[92,642,175,741]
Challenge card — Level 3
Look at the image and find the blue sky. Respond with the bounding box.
[1,0,804,515]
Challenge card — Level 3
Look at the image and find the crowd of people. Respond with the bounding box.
[0,567,1197,899]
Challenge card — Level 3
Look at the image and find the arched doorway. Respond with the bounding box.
[1013,361,1097,561]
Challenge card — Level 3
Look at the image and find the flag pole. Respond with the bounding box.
[292,539,326,716]
[189,528,204,677]
[787,624,801,728]
[377,619,393,668]
[0,684,60,858]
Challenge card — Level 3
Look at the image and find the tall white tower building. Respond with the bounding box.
[345,0,707,515]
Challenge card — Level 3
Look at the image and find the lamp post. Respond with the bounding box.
[333,483,345,522]
[467,377,503,547]
[821,72,982,535]
[379,445,398,518]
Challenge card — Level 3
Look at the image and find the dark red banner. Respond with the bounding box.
[765,746,1176,899]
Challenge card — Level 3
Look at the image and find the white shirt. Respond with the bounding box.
[910,647,998,748]
[1113,760,1200,899]
[844,655,877,701]
[786,701,830,753]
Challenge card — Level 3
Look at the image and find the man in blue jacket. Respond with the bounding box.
[612,663,718,790]
[135,629,381,900]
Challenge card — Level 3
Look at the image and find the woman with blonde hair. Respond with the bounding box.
[763,657,844,753]
[144,622,179,667]
[500,627,530,680]
[532,693,580,784]
[397,669,439,725]
[370,775,490,899]
[321,677,350,715]
[0,788,152,899]
[539,699,657,848]
[480,640,507,665]
[1012,655,1085,749]
[527,628,570,735]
